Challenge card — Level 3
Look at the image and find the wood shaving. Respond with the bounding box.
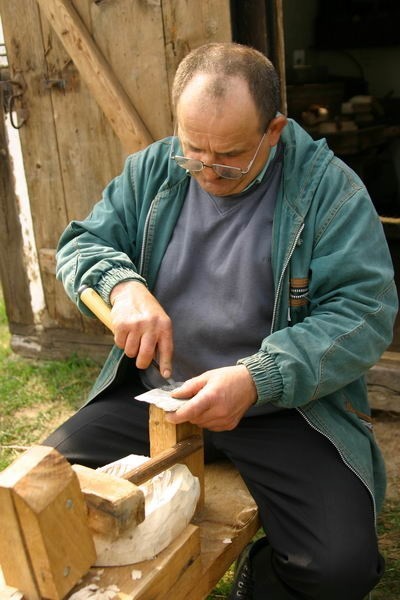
[131,569,142,580]
[68,584,120,599]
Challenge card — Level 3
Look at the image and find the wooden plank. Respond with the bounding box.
[72,464,145,540]
[36,1,125,336]
[0,446,96,600]
[89,0,172,140]
[36,0,153,153]
[162,0,232,104]
[37,10,124,221]
[0,487,40,600]
[0,88,34,328]
[273,0,287,114]
[0,0,83,333]
[67,524,201,599]
[149,406,205,511]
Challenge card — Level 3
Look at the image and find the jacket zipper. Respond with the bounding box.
[272,223,377,523]
[298,408,377,523]
[138,198,157,278]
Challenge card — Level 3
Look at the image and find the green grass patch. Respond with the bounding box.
[0,290,98,470]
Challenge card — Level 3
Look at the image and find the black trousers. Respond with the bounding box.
[44,377,384,600]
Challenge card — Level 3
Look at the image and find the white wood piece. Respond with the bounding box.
[93,464,200,566]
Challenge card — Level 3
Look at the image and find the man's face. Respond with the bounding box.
[176,75,271,197]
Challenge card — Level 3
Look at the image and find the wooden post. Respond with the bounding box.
[149,406,205,510]
[0,446,96,600]
[35,0,153,153]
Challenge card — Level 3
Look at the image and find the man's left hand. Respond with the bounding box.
[166,365,257,431]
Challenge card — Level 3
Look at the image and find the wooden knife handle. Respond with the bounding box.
[79,286,114,332]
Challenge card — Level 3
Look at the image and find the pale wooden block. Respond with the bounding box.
[93,464,200,566]
[149,406,205,510]
[72,464,145,540]
[0,487,40,599]
[0,446,96,600]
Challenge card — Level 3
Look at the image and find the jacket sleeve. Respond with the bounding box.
[56,155,147,317]
[239,172,398,408]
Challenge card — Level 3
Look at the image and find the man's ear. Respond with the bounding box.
[268,115,288,146]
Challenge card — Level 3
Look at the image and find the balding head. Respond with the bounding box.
[172,42,281,131]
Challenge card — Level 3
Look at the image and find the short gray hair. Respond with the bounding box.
[172,42,281,130]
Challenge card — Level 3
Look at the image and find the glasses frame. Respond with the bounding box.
[170,128,267,180]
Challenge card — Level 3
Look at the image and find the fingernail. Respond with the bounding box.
[163,368,172,379]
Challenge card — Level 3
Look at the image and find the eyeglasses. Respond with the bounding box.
[170,130,266,180]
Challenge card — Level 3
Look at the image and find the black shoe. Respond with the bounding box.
[229,538,269,599]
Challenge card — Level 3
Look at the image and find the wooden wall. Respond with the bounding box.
[0,0,232,359]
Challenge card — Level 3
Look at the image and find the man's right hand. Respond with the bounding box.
[110,281,173,379]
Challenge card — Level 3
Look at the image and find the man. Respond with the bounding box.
[46,43,398,599]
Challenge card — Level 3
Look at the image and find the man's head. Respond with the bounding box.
[172,42,280,131]
[171,42,287,196]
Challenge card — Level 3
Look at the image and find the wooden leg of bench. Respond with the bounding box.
[149,406,205,510]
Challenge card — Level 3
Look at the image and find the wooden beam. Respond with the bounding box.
[35,0,153,153]
[274,0,287,114]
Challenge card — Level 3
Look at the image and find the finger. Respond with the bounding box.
[135,332,158,369]
[156,332,174,380]
[166,391,213,424]
[122,332,140,358]
[171,377,206,399]
[167,406,238,430]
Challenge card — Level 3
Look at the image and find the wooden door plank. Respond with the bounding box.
[90,0,173,140]
[36,0,153,153]
[37,5,126,335]
[162,0,232,103]
[273,0,287,114]
[0,91,35,328]
[0,0,78,331]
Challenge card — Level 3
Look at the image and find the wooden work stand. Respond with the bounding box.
[0,406,260,600]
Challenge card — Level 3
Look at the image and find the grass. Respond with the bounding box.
[0,291,399,598]
[0,294,99,470]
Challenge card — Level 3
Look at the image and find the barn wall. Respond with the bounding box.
[0,0,232,359]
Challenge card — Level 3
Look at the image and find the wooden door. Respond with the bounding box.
[0,0,232,359]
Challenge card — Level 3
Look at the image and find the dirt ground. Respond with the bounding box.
[374,415,400,500]
[368,385,400,500]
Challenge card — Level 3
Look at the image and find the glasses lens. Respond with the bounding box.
[174,156,204,172]
[213,164,243,180]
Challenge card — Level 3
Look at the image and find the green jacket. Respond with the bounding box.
[57,119,398,515]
